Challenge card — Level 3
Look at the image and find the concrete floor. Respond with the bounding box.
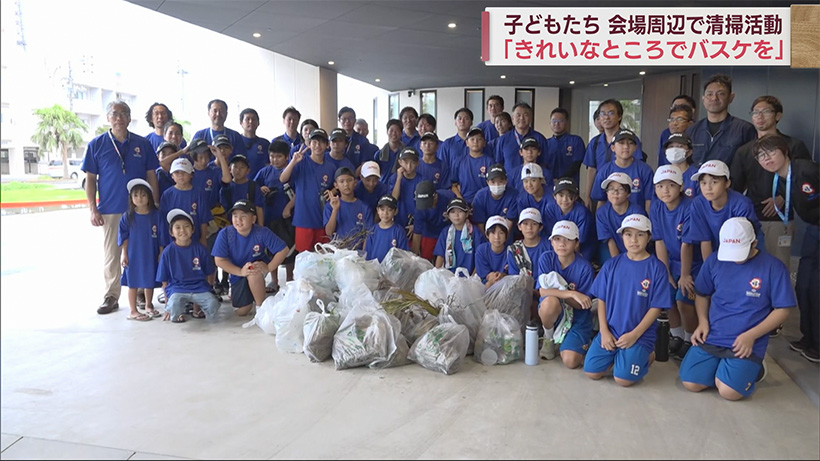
[1,209,818,460]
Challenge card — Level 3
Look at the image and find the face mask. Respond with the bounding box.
[665,147,687,164]
[489,184,506,196]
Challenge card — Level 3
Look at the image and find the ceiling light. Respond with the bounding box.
[500,75,506,79]
[375,78,381,83]
[639,71,646,75]
[252,32,261,38]
[448,23,457,28]
[569,80,575,85]
[603,83,609,87]
[328,61,335,65]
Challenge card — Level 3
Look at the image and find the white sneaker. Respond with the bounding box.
[540,337,556,360]
[756,356,768,383]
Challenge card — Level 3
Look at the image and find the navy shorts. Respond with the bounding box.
[230,277,254,308]
[584,333,652,382]
[679,345,760,398]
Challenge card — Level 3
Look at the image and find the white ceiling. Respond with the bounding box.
[126,0,797,91]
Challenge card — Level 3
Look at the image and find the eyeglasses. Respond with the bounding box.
[109,111,130,119]
[750,109,776,117]
[754,150,779,161]
[667,117,690,123]
[605,187,626,194]
[550,119,566,124]
[599,110,616,118]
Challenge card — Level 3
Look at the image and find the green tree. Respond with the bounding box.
[31,104,88,179]
[95,124,111,136]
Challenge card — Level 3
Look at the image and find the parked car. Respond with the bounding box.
[48,159,83,179]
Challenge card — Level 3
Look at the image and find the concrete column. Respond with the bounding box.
[318,67,338,131]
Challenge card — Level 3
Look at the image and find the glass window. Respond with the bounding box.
[420,90,436,119]
[464,89,485,122]
[388,93,400,121]
[515,88,535,124]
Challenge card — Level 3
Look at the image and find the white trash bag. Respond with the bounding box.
[303,299,342,362]
[408,319,470,375]
[274,279,314,353]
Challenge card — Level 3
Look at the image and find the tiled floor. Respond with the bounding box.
[2,209,818,460]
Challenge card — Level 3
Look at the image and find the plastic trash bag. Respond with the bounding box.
[395,305,439,346]
[241,290,285,335]
[335,254,381,292]
[437,268,487,354]
[303,299,342,362]
[482,274,534,326]
[474,309,523,365]
[337,282,378,321]
[408,320,470,375]
[381,248,434,292]
[294,250,336,293]
[274,279,315,353]
[414,268,454,307]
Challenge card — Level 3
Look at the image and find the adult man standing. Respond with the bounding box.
[239,108,270,179]
[144,102,186,151]
[546,108,586,184]
[338,106,377,170]
[656,95,696,167]
[494,102,549,176]
[272,106,302,150]
[193,99,246,157]
[82,101,160,314]
[477,95,504,143]
[354,118,370,142]
[686,74,756,167]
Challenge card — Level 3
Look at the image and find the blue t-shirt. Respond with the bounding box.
[365,222,409,262]
[414,190,455,239]
[546,133,586,182]
[682,163,700,199]
[374,145,402,184]
[494,129,549,175]
[241,135,271,179]
[475,242,508,282]
[192,127,246,156]
[272,132,302,151]
[324,152,356,174]
[596,202,647,254]
[452,153,495,203]
[354,180,389,216]
[543,200,596,262]
[508,164,555,196]
[192,164,224,209]
[471,187,519,225]
[438,134,469,173]
[289,155,337,229]
[159,187,213,246]
[211,224,287,285]
[507,237,552,282]
[156,241,214,297]
[656,127,672,167]
[387,173,424,228]
[477,119,499,143]
[536,250,596,329]
[582,131,643,169]
[156,167,175,198]
[81,131,159,215]
[591,254,673,350]
[322,198,373,241]
[650,197,702,277]
[219,180,264,216]
[118,209,161,288]
[590,160,655,207]
[146,132,187,152]
[685,189,764,250]
[254,164,291,224]
[433,223,486,274]
[417,157,450,189]
[695,251,796,359]
[401,131,421,151]
[517,191,554,227]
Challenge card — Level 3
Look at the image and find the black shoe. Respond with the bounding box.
[212,284,225,296]
[673,341,692,361]
[769,324,783,338]
[96,296,119,315]
[669,335,684,355]
[789,338,811,353]
[801,348,820,363]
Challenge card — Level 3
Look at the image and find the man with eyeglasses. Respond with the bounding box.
[81,100,160,315]
[657,95,696,167]
[686,74,756,167]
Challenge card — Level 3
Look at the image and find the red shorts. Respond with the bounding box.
[420,236,437,262]
[295,227,328,252]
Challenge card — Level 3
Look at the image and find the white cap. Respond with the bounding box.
[485,216,509,233]
[601,172,632,190]
[717,217,756,262]
[166,208,194,225]
[616,214,652,234]
[170,158,194,174]
[520,162,544,180]
[360,160,381,178]
[126,178,152,194]
[550,220,579,240]
[653,166,683,185]
[690,160,730,181]
[518,207,542,224]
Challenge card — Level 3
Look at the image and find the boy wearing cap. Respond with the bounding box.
[159,158,212,250]
[375,119,404,185]
[434,197,485,274]
[364,195,409,262]
[537,220,596,366]
[662,132,700,198]
[475,216,510,287]
[326,128,356,172]
[686,160,764,261]
[279,128,337,252]
[680,217,795,400]
[450,126,495,204]
[590,129,654,213]
[239,108,271,179]
[509,137,553,195]
[596,172,647,261]
[517,163,553,227]
[324,167,372,248]
[218,154,265,226]
[212,200,289,317]
[508,207,551,322]
[388,146,424,231]
[651,166,703,360]
[354,161,389,214]
[544,177,596,262]
[584,214,673,386]
[187,139,223,213]
[156,209,221,323]
[471,164,518,234]
[413,181,456,261]
[155,141,178,198]
[438,108,474,174]
[417,131,450,189]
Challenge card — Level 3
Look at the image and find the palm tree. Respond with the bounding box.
[31,104,88,179]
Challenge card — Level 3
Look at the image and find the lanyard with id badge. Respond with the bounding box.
[772,163,792,248]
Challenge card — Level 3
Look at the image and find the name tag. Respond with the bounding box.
[778,234,792,247]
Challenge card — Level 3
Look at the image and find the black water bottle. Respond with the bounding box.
[655,312,670,362]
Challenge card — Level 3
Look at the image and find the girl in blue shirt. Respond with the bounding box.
[434,198,486,275]
[119,179,162,321]
[590,129,654,213]
[364,195,409,262]
[475,216,510,287]
[596,172,647,261]
[584,214,673,386]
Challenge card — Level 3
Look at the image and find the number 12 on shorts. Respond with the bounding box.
[630,364,641,376]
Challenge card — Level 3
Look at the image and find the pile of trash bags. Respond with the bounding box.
[243,246,534,375]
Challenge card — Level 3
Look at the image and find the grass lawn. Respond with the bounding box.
[0,182,88,204]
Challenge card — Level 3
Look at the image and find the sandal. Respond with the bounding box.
[171,314,186,323]
[127,313,152,322]
[191,308,206,319]
[144,304,162,318]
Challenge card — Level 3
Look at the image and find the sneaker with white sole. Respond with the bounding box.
[756,359,768,383]
[789,338,811,353]
[801,348,820,363]
[540,337,556,360]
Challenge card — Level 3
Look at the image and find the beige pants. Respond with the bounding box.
[761,220,794,270]
[102,213,122,300]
